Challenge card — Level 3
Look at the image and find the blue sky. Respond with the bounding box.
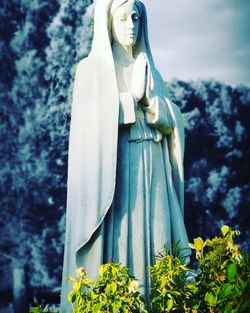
[143,0,250,87]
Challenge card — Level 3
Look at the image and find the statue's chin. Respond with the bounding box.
[121,38,136,49]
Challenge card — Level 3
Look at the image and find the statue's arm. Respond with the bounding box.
[118,92,137,126]
[143,96,175,135]
[131,53,147,102]
[141,67,176,135]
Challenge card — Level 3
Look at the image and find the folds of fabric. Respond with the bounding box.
[59,55,119,313]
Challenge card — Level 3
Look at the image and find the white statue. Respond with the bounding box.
[60,0,190,311]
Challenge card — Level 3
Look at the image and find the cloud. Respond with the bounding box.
[143,0,250,86]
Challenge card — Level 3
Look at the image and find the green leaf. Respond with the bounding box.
[29,308,41,313]
[99,264,105,276]
[221,225,230,237]
[221,284,233,297]
[111,303,117,313]
[84,278,92,285]
[234,286,242,297]
[111,282,117,293]
[112,266,118,276]
[166,298,174,311]
[224,302,232,313]
[160,276,167,288]
[205,292,217,307]
[189,237,206,251]
[68,290,76,303]
[93,303,102,312]
[239,301,250,312]
[227,263,237,280]
[73,280,81,292]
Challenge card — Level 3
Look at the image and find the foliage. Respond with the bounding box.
[62,226,249,313]
[150,255,192,312]
[188,225,250,313]
[150,225,250,312]
[67,263,147,313]
[0,0,93,296]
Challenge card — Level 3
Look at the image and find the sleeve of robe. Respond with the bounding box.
[118,92,136,126]
[143,95,176,135]
[146,67,185,216]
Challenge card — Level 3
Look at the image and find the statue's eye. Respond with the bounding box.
[132,14,139,21]
[119,15,127,22]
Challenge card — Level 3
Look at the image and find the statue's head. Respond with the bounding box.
[108,0,142,49]
[91,0,154,67]
[90,0,167,101]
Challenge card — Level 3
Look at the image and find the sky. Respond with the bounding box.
[143,0,250,87]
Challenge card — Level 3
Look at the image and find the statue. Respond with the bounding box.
[60,0,190,311]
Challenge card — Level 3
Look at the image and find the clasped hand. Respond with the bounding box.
[131,53,148,105]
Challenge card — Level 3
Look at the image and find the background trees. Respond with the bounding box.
[0,0,93,308]
[168,81,250,250]
[0,0,249,308]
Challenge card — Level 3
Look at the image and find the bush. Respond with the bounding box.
[187,225,250,313]
[30,225,250,312]
[67,263,147,313]
[150,225,250,312]
[150,254,192,312]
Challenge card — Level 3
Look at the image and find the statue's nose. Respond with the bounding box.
[127,16,135,29]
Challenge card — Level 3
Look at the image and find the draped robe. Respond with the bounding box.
[59,54,189,312]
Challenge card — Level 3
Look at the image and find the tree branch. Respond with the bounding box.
[0,252,16,262]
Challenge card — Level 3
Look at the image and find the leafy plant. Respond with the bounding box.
[150,254,193,312]
[67,263,147,313]
[150,225,250,312]
[189,225,250,313]
[62,225,250,312]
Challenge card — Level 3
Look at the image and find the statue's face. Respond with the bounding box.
[111,1,140,48]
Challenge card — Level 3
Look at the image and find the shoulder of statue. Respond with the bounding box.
[74,56,98,84]
[77,56,96,71]
[76,54,111,77]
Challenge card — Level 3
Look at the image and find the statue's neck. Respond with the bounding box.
[112,42,134,67]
